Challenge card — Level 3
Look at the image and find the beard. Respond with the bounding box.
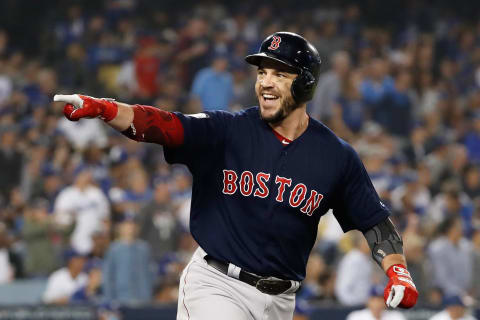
[259,95,300,124]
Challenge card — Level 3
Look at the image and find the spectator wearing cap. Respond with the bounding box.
[102,216,153,304]
[22,198,65,277]
[43,249,88,305]
[190,52,233,111]
[429,295,477,320]
[346,285,407,320]
[427,216,473,298]
[70,260,103,304]
[53,167,110,254]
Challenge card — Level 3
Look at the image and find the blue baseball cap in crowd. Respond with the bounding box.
[63,249,86,263]
[443,295,465,307]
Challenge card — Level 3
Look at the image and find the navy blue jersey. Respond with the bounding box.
[164,107,389,281]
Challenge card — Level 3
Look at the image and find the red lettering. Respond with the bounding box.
[240,171,254,196]
[289,183,307,207]
[275,176,292,202]
[300,190,324,216]
[254,172,270,198]
[222,170,238,195]
[268,36,282,50]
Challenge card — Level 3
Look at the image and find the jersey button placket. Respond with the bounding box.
[267,149,289,215]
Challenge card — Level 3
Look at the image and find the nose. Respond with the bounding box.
[260,73,274,88]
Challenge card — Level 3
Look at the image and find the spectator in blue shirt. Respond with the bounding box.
[360,58,394,106]
[190,53,233,111]
[373,71,414,138]
[102,216,153,304]
[333,70,366,133]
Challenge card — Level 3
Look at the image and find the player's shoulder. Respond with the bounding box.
[212,106,260,123]
[308,117,356,153]
[229,106,260,119]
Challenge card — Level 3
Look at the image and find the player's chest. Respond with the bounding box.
[220,143,341,216]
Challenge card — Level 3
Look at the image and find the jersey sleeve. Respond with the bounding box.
[163,111,234,172]
[331,142,390,232]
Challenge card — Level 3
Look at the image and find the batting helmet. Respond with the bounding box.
[245,32,322,103]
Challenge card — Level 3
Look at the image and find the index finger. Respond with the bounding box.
[53,94,84,107]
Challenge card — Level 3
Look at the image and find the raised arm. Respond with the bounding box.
[53,94,183,146]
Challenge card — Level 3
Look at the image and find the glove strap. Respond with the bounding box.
[97,99,118,122]
[77,95,118,122]
[386,264,409,278]
[387,264,416,288]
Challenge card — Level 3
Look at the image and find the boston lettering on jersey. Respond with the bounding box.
[222,169,323,216]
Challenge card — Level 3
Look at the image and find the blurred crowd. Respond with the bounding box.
[1,0,480,318]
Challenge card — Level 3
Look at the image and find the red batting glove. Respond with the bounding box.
[53,94,118,122]
[384,264,418,309]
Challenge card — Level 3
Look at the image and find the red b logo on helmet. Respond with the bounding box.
[268,36,281,50]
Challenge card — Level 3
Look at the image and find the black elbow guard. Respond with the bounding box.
[363,217,403,266]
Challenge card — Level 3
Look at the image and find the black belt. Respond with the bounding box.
[204,255,301,295]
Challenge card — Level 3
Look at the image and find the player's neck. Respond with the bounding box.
[269,106,309,141]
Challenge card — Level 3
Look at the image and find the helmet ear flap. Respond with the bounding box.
[291,70,316,103]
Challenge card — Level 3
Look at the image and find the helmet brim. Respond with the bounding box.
[245,53,299,73]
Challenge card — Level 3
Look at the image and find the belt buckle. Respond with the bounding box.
[255,278,289,295]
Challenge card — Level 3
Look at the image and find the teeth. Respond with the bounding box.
[263,94,278,99]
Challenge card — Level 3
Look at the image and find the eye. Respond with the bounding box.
[277,73,286,78]
[257,69,266,75]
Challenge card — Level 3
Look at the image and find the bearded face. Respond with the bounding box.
[255,59,300,124]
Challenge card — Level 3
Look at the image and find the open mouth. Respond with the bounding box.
[262,93,280,102]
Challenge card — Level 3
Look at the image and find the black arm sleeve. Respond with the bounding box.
[362,217,403,267]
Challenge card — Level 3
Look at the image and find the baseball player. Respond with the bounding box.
[54,32,418,319]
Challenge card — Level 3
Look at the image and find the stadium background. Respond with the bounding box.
[1,0,480,319]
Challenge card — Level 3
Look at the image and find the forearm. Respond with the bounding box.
[363,218,418,308]
[120,104,184,146]
[106,102,134,131]
[382,253,407,272]
[363,217,404,268]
